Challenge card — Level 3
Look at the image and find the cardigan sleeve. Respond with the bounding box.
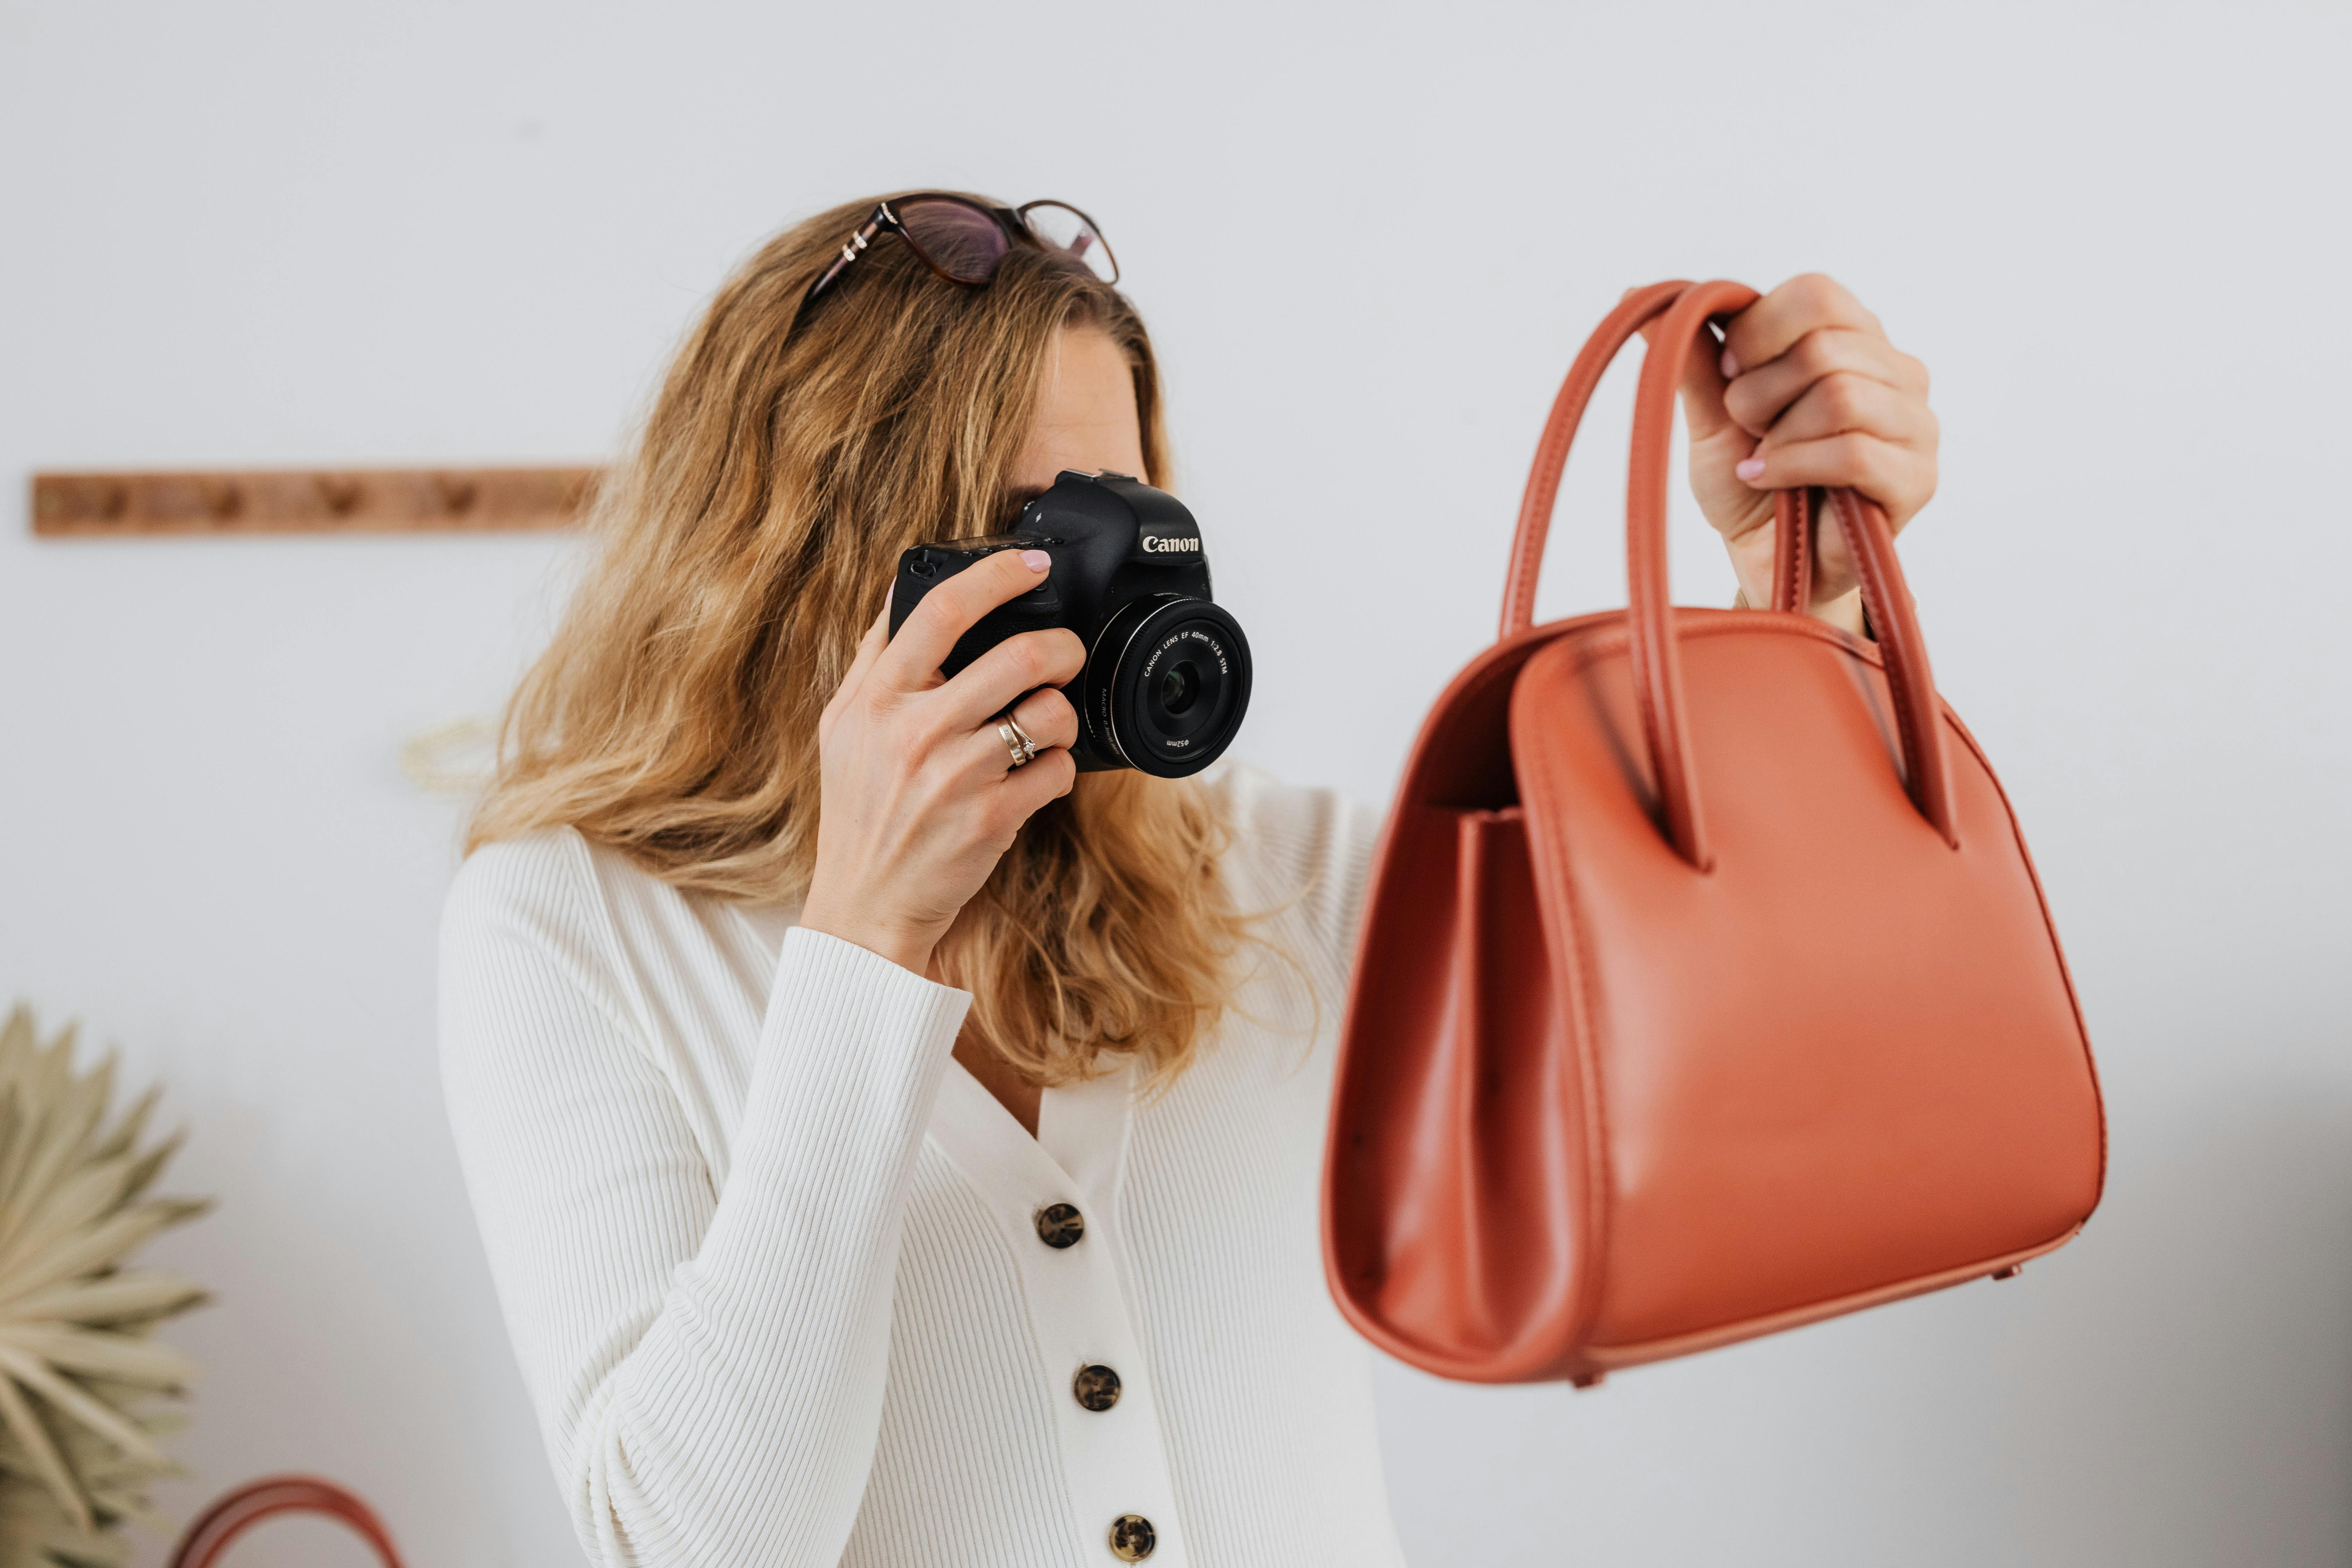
[438,833,970,1568]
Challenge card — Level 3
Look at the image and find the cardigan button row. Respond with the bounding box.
[1031,1204,1147,1557]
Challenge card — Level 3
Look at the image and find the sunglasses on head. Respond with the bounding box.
[802,194,1119,312]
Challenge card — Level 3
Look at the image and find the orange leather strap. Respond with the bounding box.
[1622,281,1743,867]
[1504,280,1958,862]
[1500,280,1688,641]
[1770,488,1811,613]
[1823,485,1957,844]
[168,1476,405,1568]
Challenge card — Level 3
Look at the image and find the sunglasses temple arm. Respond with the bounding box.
[803,213,888,308]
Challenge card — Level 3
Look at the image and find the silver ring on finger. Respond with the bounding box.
[996,719,1036,769]
[1003,711,1042,762]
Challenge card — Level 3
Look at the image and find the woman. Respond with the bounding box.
[440,192,1939,1568]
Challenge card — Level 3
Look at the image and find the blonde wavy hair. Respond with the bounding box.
[469,194,1248,1088]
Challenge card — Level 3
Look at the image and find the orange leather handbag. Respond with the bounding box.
[1322,280,2106,1387]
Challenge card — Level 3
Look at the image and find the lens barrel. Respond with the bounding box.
[1083,596,1252,777]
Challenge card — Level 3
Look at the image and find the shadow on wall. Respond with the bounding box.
[1374,1066,2352,1568]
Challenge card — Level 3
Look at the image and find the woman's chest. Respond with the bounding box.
[637,900,1337,1267]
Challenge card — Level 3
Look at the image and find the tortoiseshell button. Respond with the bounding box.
[1072,1364,1122,1412]
[1108,1514,1156,1561]
[1034,1203,1085,1248]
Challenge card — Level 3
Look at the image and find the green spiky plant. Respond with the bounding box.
[0,1007,208,1568]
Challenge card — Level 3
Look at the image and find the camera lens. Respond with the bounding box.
[1158,662,1200,715]
[1143,648,1222,739]
[1084,596,1252,778]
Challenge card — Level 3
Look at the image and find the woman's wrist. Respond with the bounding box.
[1729,578,1867,637]
[1814,586,1867,637]
[797,895,939,977]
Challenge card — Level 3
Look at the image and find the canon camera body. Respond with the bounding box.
[888,470,1252,777]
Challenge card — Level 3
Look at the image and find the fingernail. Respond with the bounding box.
[1735,457,1766,482]
[1020,549,1051,573]
[1720,349,1741,379]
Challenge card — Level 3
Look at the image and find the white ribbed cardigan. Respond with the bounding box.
[438,763,1409,1568]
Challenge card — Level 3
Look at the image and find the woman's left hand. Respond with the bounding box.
[1675,274,1939,631]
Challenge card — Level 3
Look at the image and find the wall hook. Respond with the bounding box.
[432,475,478,516]
[314,474,363,517]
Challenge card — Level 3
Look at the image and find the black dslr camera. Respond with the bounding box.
[889,470,1252,777]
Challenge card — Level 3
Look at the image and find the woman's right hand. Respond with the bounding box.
[797,547,1083,976]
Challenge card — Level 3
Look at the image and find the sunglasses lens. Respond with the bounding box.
[1022,202,1118,284]
[896,198,1009,284]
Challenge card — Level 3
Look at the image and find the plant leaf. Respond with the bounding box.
[0,1008,207,1560]
[86,1088,158,1168]
[0,1346,164,1465]
[1,1199,211,1304]
[1,1052,117,1245]
[0,1326,201,1391]
[0,1274,209,1328]
[0,1154,152,1287]
[0,1364,93,1532]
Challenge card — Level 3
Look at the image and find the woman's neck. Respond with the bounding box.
[953,1032,1043,1138]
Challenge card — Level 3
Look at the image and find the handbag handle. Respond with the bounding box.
[1499,280,1956,867]
[167,1475,406,1568]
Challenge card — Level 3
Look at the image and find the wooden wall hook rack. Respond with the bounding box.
[30,465,606,537]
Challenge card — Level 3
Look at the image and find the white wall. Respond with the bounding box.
[2,3,2346,1564]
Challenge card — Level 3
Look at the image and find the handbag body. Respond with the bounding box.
[1321,280,2106,1386]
